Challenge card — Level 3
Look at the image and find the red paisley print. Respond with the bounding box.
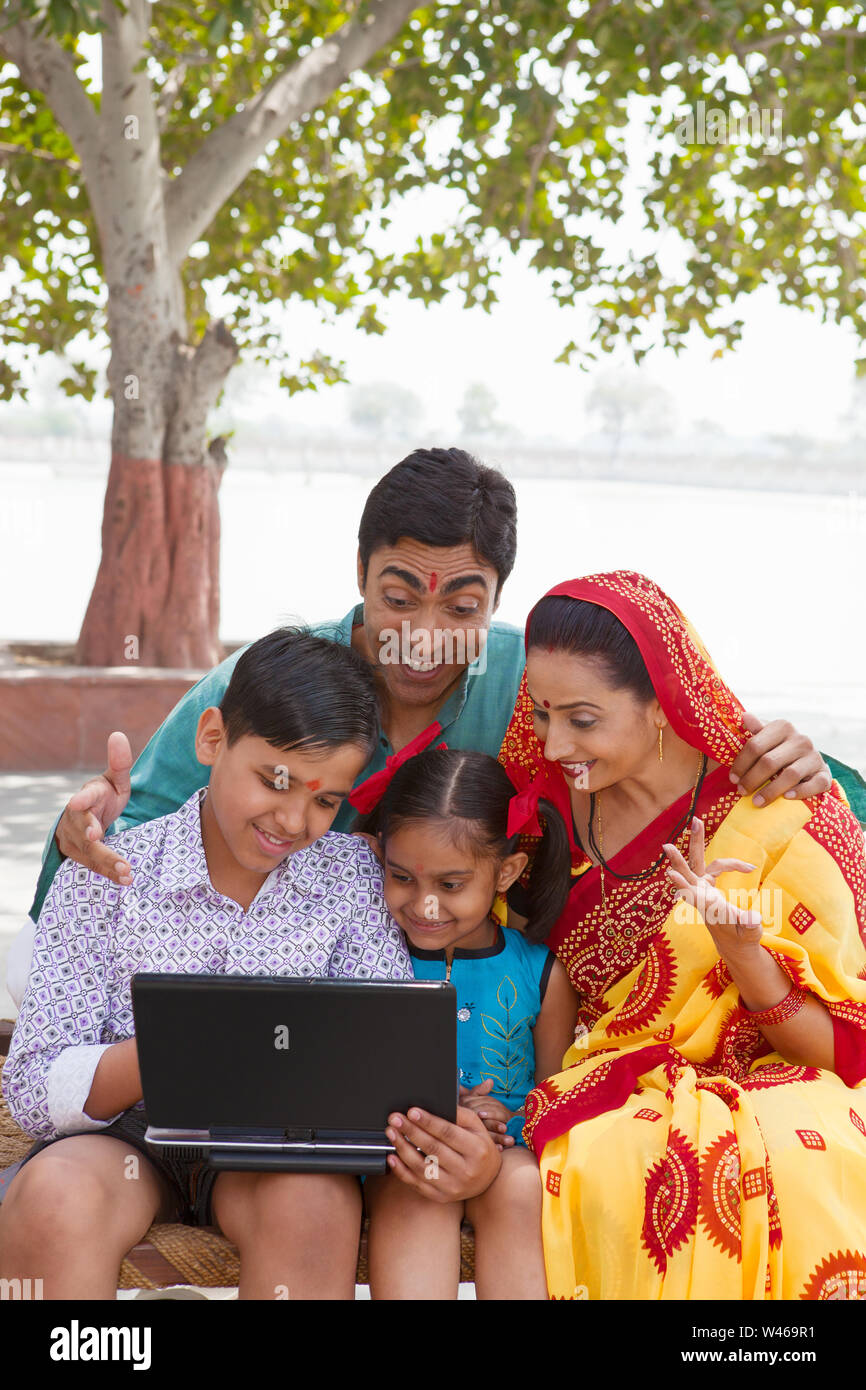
[742,1064,821,1091]
[801,1250,866,1300]
[695,1077,742,1112]
[766,1155,782,1250]
[641,1129,699,1275]
[703,959,733,1001]
[698,1132,741,1260]
[606,936,677,1037]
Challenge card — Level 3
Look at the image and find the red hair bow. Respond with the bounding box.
[506,767,549,838]
[348,721,446,814]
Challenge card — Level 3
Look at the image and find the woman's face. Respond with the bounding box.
[525,647,661,793]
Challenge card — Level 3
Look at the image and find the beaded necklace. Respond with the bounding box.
[589,754,708,933]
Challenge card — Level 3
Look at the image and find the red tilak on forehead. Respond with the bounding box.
[306,780,321,791]
[543,700,550,709]
[414,861,424,873]
[428,572,438,592]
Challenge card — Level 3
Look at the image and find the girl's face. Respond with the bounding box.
[382,820,525,954]
[526,647,662,794]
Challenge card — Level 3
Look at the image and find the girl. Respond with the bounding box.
[357,746,579,1300]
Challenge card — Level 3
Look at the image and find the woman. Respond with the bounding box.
[499,571,866,1300]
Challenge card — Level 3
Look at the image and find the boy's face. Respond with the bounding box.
[195,712,368,876]
[355,538,500,710]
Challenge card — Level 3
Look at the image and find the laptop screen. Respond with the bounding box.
[132,974,458,1134]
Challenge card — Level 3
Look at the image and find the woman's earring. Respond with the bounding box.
[658,726,664,762]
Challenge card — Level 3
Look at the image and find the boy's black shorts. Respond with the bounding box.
[18,1107,218,1226]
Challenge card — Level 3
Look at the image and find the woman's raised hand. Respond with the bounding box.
[663,817,762,951]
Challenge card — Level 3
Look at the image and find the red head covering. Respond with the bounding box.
[499,571,750,847]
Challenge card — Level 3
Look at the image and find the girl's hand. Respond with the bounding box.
[384,1106,503,1203]
[663,817,762,956]
[458,1079,516,1146]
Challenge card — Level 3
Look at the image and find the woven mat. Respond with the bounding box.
[0,1055,476,1287]
[0,1057,33,1167]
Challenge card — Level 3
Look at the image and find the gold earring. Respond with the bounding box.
[658,726,664,762]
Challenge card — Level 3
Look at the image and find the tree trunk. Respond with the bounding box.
[75,444,227,668]
[76,319,238,668]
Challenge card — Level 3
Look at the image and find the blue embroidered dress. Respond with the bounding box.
[409,926,555,1146]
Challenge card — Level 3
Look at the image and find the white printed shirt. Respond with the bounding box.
[4,790,412,1139]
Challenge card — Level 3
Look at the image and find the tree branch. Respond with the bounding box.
[96,0,186,333]
[165,0,419,265]
[0,17,100,185]
[164,319,239,468]
[519,32,580,241]
[156,61,189,132]
[0,139,78,168]
[729,21,865,55]
[97,0,163,243]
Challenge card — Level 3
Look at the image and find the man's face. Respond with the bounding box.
[356,538,500,709]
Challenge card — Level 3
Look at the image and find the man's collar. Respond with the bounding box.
[434,667,471,730]
[331,603,363,644]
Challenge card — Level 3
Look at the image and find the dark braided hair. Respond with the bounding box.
[528,596,655,702]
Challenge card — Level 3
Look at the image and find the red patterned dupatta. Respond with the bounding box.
[499,569,750,790]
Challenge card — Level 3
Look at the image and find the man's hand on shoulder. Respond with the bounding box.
[730,713,831,806]
[54,731,134,884]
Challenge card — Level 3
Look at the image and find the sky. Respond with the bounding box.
[258,250,862,445]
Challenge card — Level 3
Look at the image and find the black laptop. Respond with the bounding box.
[132,974,457,1174]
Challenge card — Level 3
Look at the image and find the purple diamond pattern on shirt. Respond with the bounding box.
[4,790,412,1138]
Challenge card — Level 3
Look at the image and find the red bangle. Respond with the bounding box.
[743,985,806,1028]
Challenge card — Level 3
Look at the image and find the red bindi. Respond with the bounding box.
[428,572,438,592]
[306,779,321,791]
[543,699,550,708]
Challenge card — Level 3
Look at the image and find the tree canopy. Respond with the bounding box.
[3,0,866,406]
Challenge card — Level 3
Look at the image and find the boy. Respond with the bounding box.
[0,629,412,1300]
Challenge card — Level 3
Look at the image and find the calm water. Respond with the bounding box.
[3,461,864,764]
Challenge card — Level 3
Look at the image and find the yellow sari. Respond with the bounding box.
[500,572,866,1300]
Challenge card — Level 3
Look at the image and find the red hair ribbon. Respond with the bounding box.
[348,721,446,814]
[506,764,556,839]
[507,784,544,838]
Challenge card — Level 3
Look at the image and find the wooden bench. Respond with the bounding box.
[0,1025,475,1290]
